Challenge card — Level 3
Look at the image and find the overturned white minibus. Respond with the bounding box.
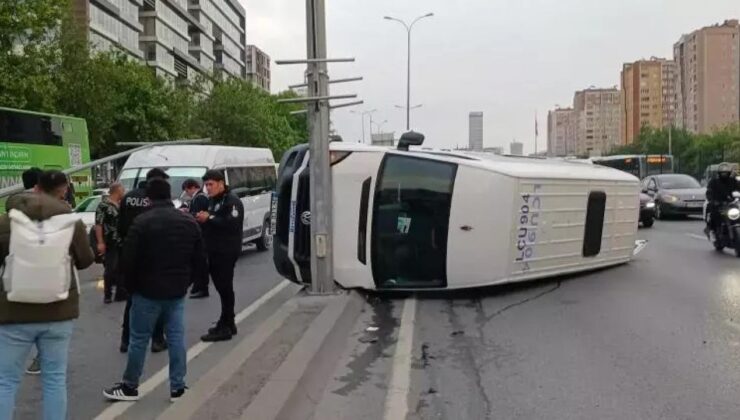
[273,134,641,290]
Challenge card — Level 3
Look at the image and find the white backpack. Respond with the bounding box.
[2,209,81,304]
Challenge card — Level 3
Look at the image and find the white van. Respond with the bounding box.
[119,145,276,250]
[274,134,642,290]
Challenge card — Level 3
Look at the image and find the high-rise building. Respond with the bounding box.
[510,141,523,156]
[573,88,621,157]
[71,0,248,82]
[468,112,483,151]
[674,20,740,134]
[246,45,271,92]
[621,58,678,144]
[547,108,577,157]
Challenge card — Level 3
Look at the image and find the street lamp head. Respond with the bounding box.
[424,12,434,17]
[383,16,393,20]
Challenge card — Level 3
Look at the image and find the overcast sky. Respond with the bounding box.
[244,0,738,154]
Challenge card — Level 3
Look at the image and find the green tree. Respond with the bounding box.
[0,0,66,111]
[194,79,307,159]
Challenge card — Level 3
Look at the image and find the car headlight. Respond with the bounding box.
[662,194,679,203]
[645,201,655,208]
[729,208,740,221]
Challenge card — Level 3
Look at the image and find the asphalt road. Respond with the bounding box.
[13,245,285,420]
[402,217,740,420]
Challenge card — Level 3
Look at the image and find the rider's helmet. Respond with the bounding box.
[717,162,732,179]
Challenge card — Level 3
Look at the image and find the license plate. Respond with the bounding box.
[270,192,278,235]
[687,202,703,208]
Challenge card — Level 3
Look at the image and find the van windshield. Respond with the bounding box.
[121,167,207,199]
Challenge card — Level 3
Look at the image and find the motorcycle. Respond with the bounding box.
[709,191,740,257]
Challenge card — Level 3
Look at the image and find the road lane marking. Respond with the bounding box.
[686,233,707,241]
[93,279,293,420]
[384,297,417,420]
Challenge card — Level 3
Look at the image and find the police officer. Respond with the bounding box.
[705,162,739,236]
[196,170,244,342]
[118,168,168,353]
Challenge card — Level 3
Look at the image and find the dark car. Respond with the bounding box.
[639,192,655,227]
[642,174,705,219]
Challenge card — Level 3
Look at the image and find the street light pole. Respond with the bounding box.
[385,13,433,131]
[351,109,377,144]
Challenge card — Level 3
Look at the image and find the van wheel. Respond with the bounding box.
[256,220,272,251]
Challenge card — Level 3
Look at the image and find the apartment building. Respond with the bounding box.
[468,112,484,151]
[674,19,740,133]
[71,0,144,59]
[621,58,678,144]
[573,88,621,157]
[547,107,577,157]
[246,45,271,92]
[73,0,248,81]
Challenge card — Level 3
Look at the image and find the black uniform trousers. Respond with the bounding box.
[209,252,238,326]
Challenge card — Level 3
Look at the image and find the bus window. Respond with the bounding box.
[371,155,457,288]
[0,110,63,146]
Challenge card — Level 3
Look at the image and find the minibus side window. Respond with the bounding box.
[583,191,606,257]
[371,155,457,289]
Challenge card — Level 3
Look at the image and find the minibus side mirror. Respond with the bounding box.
[397,131,425,151]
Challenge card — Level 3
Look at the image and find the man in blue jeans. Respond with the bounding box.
[0,171,95,420]
[104,178,206,402]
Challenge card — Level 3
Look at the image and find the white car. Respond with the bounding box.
[273,132,642,291]
[74,195,103,233]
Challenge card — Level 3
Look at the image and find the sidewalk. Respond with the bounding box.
[92,286,410,420]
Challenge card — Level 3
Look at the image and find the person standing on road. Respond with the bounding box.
[0,170,95,420]
[12,167,44,376]
[103,178,206,403]
[196,170,244,342]
[95,183,126,304]
[118,168,168,354]
[181,179,212,299]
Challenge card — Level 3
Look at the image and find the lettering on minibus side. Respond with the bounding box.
[515,184,542,272]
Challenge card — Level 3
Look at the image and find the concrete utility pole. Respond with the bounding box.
[305,0,334,293]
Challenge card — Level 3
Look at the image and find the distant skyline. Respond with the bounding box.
[245,0,739,154]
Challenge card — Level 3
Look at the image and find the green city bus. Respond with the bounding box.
[0,107,92,210]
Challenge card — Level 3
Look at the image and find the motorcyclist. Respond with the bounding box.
[705,162,739,237]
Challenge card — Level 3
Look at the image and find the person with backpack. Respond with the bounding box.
[103,178,206,402]
[12,167,44,376]
[0,170,95,420]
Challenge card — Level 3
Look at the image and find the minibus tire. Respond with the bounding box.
[256,220,272,251]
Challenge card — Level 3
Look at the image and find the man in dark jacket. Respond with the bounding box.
[104,178,206,402]
[0,171,95,420]
[196,170,244,342]
[118,168,169,353]
[706,162,739,235]
[179,179,212,299]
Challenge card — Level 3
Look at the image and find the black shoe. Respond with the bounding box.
[151,340,168,353]
[208,323,237,336]
[170,387,188,402]
[189,290,209,299]
[119,342,128,353]
[104,296,113,304]
[201,325,233,342]
[103,383,139,401]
